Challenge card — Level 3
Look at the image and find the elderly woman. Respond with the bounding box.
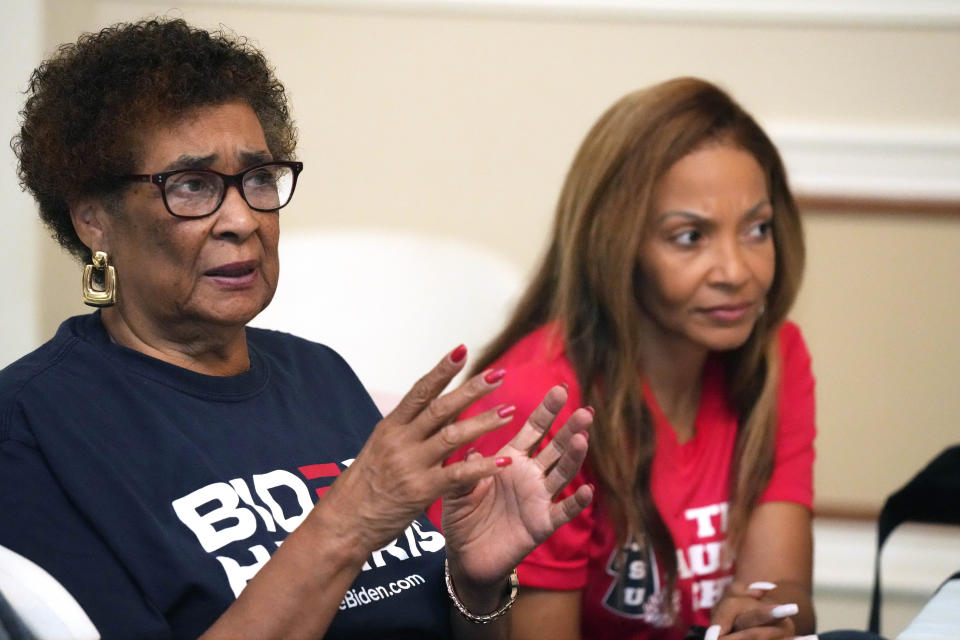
[0,19,592,640]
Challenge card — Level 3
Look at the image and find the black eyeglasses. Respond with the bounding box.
[124,161,304,218]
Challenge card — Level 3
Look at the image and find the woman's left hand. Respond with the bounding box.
[440,384,593,606]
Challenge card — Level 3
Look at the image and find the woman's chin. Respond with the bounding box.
[694,325,756,353]
[185,288,275,329]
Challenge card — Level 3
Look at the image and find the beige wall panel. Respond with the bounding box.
[793,212,960,509]
[30,1,960,510]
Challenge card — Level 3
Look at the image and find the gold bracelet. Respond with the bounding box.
[444,559,519,624]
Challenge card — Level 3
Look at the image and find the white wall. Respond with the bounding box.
[8,0,960,512]
[0,1,43,367]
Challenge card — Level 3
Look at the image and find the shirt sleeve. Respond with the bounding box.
[0,430,170,639]
[760,322,817,509]
[428,348,596,590]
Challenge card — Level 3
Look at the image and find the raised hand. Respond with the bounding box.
[207,347,526,639]
[324,345,522,554]
[440,384,594,591]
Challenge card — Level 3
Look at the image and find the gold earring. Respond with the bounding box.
[81,251,117,307]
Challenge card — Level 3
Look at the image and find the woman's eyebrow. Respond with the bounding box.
[744,199,773,218]
[657,199,772,224]
[656,210,706,225]
[239,150,272,166]
[158,150,272,172]
[161,153,217,172]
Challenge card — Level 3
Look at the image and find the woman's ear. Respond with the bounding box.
[69,198,111,254]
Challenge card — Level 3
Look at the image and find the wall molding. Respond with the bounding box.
[170,0,960,28]
[108,2,960,212]
[814,518,960,595]
[795,195,960,216]
[770,125,960,211]
[815,504,880,521]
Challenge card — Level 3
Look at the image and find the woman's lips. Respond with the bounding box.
[204,261,258,287]
[699,303,754,323]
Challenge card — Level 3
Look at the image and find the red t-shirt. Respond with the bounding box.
[427,322,815,640]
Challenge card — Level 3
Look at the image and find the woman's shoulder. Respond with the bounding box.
[776,320,813,372]
[0,316,94,397]
[246,325,325,346]
[465,323,582,423]
[489,323,573,375]
[483,324,579,399]
[245,328,378,416]
[0,317,94,442]
[246,327,355,374]
[777,320,804,346]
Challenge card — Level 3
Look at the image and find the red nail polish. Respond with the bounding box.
[484,369,506,384]
[497,405,516,419]
[584,406,595,417]
[495,456,512,467]
[450,344,467,363]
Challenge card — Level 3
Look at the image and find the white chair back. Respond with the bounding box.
[0,544,99,640]
[251,230,525,413]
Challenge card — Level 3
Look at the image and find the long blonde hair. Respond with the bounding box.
[474,78,805,595]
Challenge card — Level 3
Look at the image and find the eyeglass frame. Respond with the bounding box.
[123,160,304,219]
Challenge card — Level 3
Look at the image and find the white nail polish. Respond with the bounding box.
[771,603,799,618]
[704,625,721,640]
[792,635,818,640]
[748,581,777,590]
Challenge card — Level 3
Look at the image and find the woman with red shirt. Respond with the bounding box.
[430,78,815,640]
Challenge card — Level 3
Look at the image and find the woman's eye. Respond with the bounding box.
[246,169,277,188]
[747,220,773,239]
[671,229,701,246]
[168,173,216,196]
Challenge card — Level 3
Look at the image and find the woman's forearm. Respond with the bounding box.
[199,482,372,639]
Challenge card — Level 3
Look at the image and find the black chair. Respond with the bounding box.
[868,444,960,636]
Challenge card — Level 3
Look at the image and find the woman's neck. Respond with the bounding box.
[637,315,709,442]
[100,306,251,376]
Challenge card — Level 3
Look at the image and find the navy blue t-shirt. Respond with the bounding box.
[0,313,450,639]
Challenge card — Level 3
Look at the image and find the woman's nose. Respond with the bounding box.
[211,184,260,239]
[709,238,749,286]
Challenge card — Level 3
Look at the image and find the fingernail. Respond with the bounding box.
[704,625,721,640]
[560,381,569,390]
[748,581,777,590]
[793,636,818,640]
[466,447,477,457]
[497,405,516,418]
[450,344,467,363]
[771,603,799,619]
[584,406,595,417]
[495,456,512,467]
[484,369,506,384]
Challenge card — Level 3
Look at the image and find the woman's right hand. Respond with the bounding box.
[705,582,799,640]
[322,344,518,554]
